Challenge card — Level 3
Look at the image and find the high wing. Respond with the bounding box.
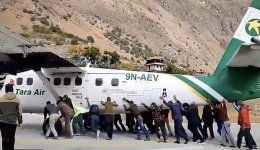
[227,43,260,68]
[0,27,83,74]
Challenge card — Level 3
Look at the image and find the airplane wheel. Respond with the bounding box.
[42,118,62,137]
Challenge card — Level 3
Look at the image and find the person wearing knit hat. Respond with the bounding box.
[0,83,23,150]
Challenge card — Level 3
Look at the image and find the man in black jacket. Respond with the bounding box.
[183,103,204,144]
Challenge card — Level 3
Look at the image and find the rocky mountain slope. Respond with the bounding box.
[0,0,251,73]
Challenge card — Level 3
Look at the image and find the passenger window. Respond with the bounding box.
[95,78,103,86]
[17,78,23,85]
[75,77,82,86]
[54,78,61,86]
[111,78,119,86]
[27,77,33,85]
[64,78,71,86]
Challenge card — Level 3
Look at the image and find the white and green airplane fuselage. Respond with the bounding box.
[1,0,260,113]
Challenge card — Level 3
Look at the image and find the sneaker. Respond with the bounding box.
[253,145,258,149]
[74,133,81,136]
[163,140,167,143]
[229,145,236,148]
[220,144,226,147]
[53,136,59,140]
[144,138,151,141]
[174,141,180,144]
[96,130,100,139]
[136,137,142,140]
[106,138,112,140]
[197,141,205,145]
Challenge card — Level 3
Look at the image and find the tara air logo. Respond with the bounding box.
[245,19,260,36]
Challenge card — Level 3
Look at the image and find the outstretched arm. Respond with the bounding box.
[141,103,150,110]
[123,104,129,111]
[113,101,118,107]
[122,97,131,103]
[232,102,240,112]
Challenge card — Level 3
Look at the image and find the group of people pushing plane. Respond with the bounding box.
[43,94,257,150]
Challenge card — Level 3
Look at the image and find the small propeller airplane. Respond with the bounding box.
[0,0,260,133]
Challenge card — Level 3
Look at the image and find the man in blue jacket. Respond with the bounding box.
[161,96,189,144]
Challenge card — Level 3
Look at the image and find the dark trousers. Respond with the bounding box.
[237,127,253,149]
[203,122,214,138]
[114,114,126,131]
[217,123,222,136]
[190,122,204,142]
[126,113,135,133]
[0,122,17,150]
[154,119,167,141]
[174,119,188,142]
[105,115,114,139]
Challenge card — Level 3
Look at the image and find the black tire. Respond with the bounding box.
[42,118,62,137]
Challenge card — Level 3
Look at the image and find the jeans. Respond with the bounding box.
[217,123,222,136]
[105,115,114,139]
[174,119,188,142]
[91,115,100,132]
[72,114,86,134]
[0,122,17,150]
[237,127,253,149]
[221,121,235,146]
[46,113,60,137]
[135,116,150,139]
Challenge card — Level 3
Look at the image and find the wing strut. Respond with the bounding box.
[35,71,60,100]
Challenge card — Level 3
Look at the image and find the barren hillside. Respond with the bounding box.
[0,0,251,73]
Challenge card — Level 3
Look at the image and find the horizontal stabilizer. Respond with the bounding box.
[227,43,260,68]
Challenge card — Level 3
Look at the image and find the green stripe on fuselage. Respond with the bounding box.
[174,75,219,103]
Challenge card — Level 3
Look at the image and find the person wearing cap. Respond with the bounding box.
[0,83,23,150]
[101,97,118,140]
[235,101,256,149]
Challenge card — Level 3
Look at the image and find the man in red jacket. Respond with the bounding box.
[236,101,254,149]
